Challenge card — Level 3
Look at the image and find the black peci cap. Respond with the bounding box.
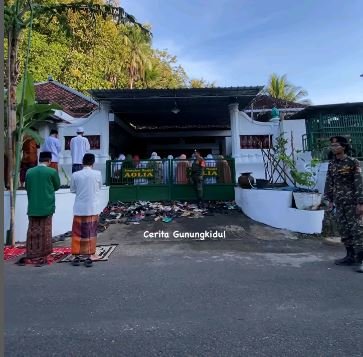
[39,151,52,161]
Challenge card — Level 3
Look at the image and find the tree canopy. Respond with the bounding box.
[264,73,311,104]
[8,0,212,92]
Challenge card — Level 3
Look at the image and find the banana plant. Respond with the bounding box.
[13,73,61,200]
[5,73,60,245]
[4,0,150,245]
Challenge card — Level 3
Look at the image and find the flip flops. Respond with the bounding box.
[72,256,93,267]
[72,256,81,266]
[35,258,47,267]
[16,257,26,266]
[84,258,93,268]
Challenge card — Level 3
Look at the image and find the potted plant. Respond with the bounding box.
[275,134,322,210]
[290,158,322,210]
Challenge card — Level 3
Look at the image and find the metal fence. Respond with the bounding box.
[106,158,235,186]
[303,114,363,160]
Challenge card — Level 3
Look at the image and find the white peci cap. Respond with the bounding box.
[76,127,84,133]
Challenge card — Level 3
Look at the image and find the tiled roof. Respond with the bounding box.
[246,95,307,110]
[35,80,98,118]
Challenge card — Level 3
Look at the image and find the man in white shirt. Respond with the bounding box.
[70,153,102,267]
[70,127,90,173]
[41,129,61,171]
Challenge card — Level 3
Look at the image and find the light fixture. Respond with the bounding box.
[171,100,180,114]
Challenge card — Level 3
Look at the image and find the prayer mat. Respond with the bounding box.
[58,244,118,263]
[4,246,72,266]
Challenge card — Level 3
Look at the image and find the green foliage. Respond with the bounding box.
[144,50,188,89]
[275,133,320,189]
[18,32,69,82]
[16,73,60,140]
[264,73,311,105]
[123,24,152,89]
[10,0,215,93]
[189,78,216,88]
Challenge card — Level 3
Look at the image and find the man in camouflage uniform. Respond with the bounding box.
[324,136,363,273]
[191,150,206,208]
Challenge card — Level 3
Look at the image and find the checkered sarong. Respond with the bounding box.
[71,215,98,255]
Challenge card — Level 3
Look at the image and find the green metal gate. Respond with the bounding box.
[106,158,236,202]
[303,114,363,160]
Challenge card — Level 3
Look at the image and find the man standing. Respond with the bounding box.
[70,127,90,173]
[41,129,61,171]
[70,153,102,267]
[191,150,206,208]
[18,151,61,266]
[324,136,363,273]
[20,130,39,187]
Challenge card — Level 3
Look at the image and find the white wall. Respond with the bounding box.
[231,109,280,180]
[235,187,324,234]
[4,186,109,243]
[281,119,306,153]
[229,108,310,184]
[57,102,110,185]
[225,137,232,156]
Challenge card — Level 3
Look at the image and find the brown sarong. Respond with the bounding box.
[71,215,98,255]
[217,161,232,184]
[26,216,53,259]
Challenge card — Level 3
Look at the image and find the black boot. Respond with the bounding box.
[334,246,355,265]
[356,251,363,273]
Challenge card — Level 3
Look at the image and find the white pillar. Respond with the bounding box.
[229,102,240,158]
[99,101,111,160]
[100,101,111,114]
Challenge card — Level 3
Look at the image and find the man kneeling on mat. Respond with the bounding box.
[70,153,102,267]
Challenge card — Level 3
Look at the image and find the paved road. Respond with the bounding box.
[5,212,363,356]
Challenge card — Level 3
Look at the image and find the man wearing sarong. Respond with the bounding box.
[19,151,60,266]
[70,153,102,267]
[20,130,39,187]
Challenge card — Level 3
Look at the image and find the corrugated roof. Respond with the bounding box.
[89,86,263,131]
[289,102,363,119]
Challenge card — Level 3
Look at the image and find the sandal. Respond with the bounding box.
[72,256,81,266]
[16,257,26,266]
[84,258,93,268]
[35,258,47,267]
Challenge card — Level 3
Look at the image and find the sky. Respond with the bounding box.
[122,0,363,105]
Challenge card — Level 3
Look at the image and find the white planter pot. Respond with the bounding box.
[293,192,322,210]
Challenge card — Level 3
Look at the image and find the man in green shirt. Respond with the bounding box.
[18,151,60,266]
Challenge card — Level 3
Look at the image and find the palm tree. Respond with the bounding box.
[123,25,152,89]
[264,73,310,104]
[4,0,150,245]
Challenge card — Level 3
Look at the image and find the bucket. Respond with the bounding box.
[293,192,322,210]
